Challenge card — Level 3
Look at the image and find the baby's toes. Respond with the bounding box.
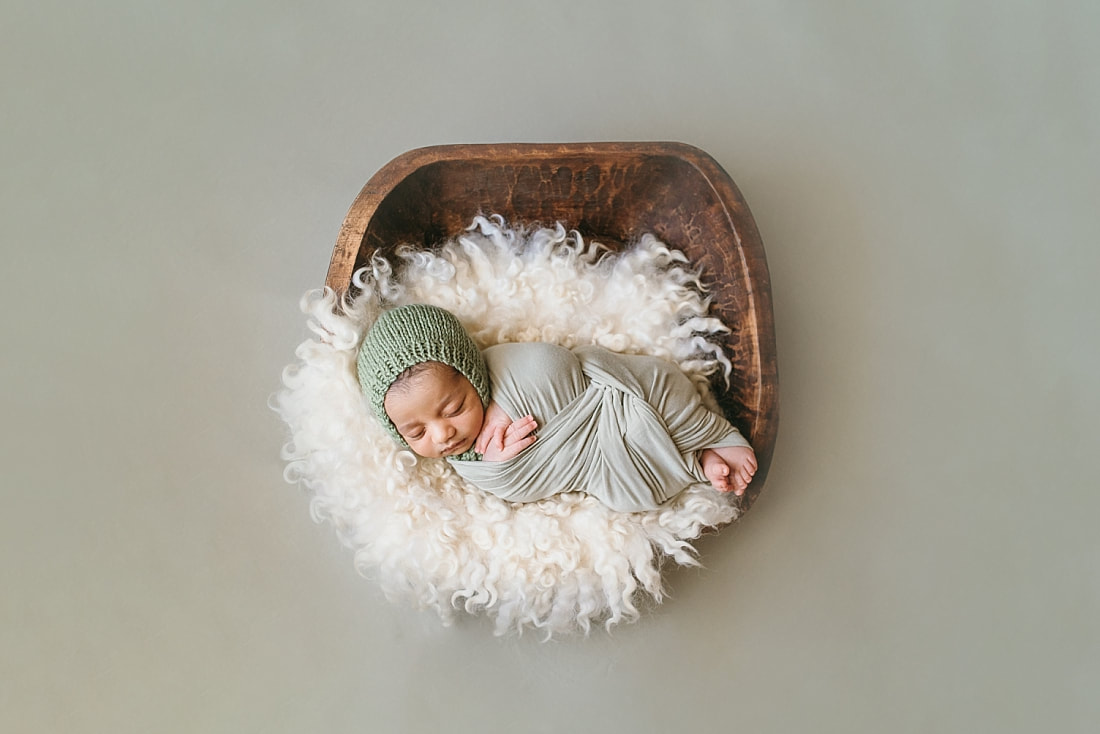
[733,476,749,496]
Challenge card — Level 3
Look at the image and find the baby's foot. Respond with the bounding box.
[701,446,758,496]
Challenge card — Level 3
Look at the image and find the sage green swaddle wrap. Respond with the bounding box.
[449,342,750,512]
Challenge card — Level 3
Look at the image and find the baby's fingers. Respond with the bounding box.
[500,433,537,460]
[492,424,507,450]
[474,425,495,454]
[478,425,513,461]
[505,414,538,440]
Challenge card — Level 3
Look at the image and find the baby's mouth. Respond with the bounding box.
[442,439,468,456]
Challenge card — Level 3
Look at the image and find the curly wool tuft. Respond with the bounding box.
[274,215,741,637]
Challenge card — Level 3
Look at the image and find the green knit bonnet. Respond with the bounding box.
[357,304,490,458]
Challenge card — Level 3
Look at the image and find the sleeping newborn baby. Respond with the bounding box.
[357,304,756,513]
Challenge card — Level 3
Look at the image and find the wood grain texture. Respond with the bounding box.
[328,142,778,510]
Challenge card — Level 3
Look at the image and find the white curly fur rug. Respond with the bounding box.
[275,215,742,636]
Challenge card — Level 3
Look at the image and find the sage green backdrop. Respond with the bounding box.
[4,1,1097,732]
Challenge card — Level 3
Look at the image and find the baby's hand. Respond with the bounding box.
[477,404,538,462]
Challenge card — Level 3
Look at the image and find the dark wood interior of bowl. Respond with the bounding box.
[328,142,778,506]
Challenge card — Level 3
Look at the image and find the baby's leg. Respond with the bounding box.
[700,446,758,496]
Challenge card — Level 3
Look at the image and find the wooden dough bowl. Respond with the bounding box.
[327,142,778,508]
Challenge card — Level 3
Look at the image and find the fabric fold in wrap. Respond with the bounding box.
[449,343,749,512]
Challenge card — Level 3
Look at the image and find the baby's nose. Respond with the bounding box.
[431,423,455,443]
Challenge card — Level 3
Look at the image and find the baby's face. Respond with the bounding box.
[383,363,484,458]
